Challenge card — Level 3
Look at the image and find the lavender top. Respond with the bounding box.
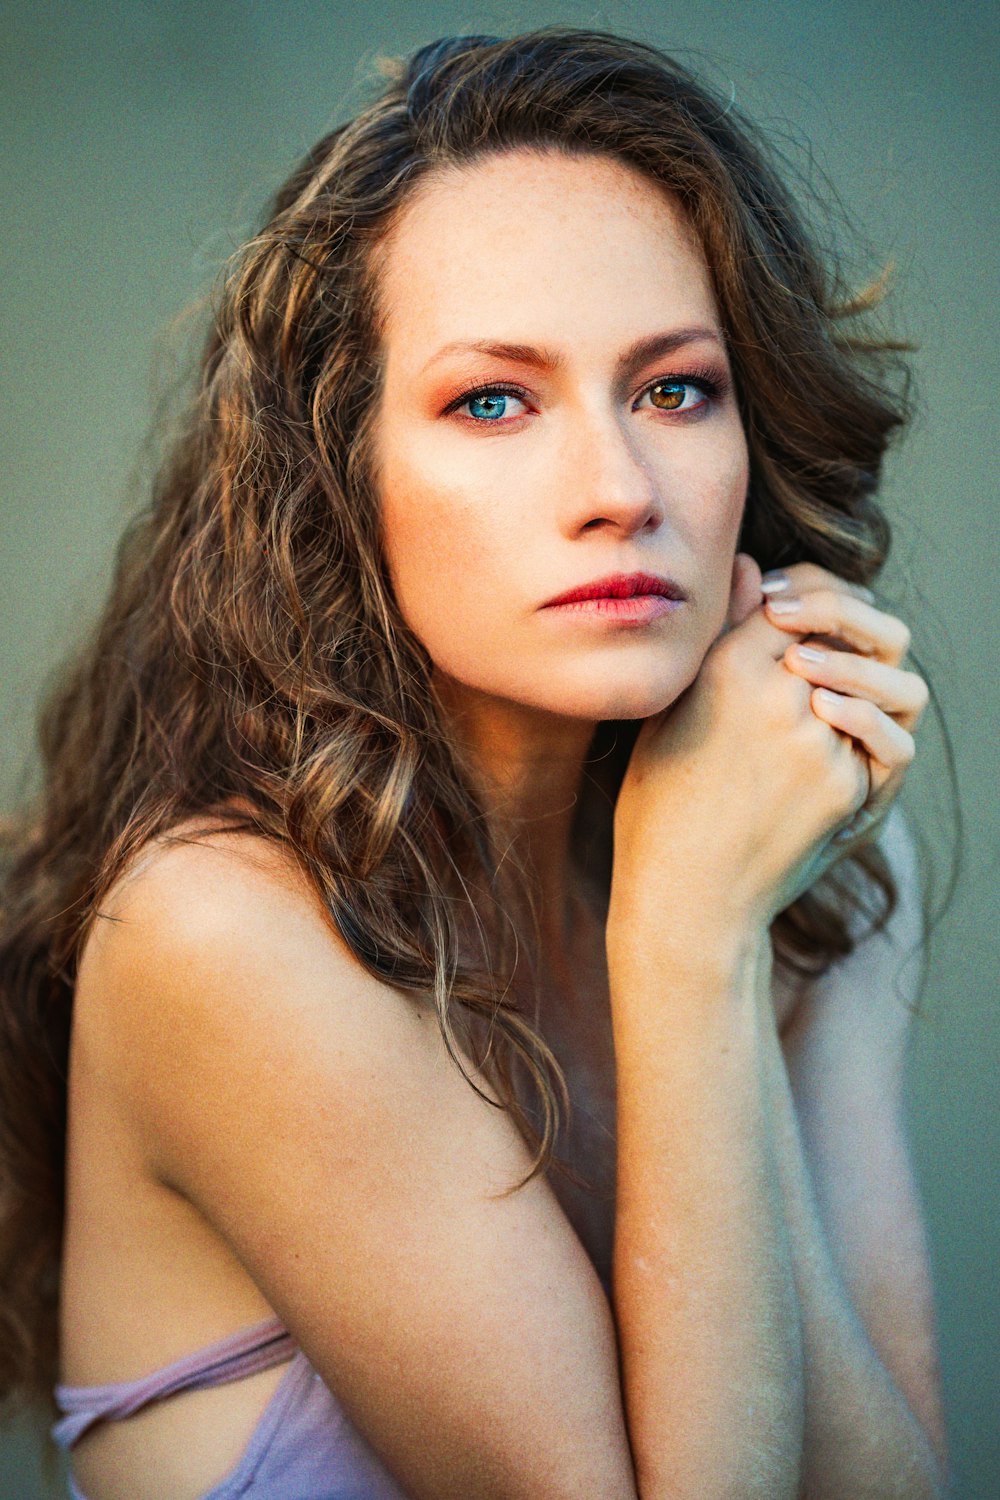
[52,1316,411,1499]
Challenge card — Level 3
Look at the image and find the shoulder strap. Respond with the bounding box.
[52,1317,296,1450]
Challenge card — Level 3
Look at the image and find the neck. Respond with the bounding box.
[432,673,604,967]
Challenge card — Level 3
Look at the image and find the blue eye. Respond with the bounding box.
[455,387,529,422]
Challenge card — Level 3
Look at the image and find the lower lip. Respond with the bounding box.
[543,594,683,624]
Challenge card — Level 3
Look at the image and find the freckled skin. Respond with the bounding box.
[372,148,750,727]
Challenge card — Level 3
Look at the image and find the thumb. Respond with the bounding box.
[720,551,764,637]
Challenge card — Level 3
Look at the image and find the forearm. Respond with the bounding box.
[753,964,947,1499]
[609,923,805,1500]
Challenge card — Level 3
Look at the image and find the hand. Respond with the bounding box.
[609,554,928,948]
[759,561,928,849]
[725,556,927,870]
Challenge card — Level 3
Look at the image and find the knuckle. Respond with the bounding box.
[853,696,879,728]
[830,750,866,807]
[721,629,761,678]
[803,582,839,612]
[780,562,878,614]
[705,634,738,682]
[805,703,844,760]
[783,561,823,586]
[874,607,911,655]
[910,672,930,711]
[789,563,869,602]
[777,660,811,706]
[813,584,844,619]
[785,561,843,593]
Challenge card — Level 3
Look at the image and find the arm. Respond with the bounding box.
[604,555,935,1500]
[759,806,950,1498]
[83,834,640,1500]
[609,922,806,1500]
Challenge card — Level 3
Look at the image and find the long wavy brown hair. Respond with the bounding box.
[0,26,933,1404]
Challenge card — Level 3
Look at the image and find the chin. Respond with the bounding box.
[526,663,699,723]
[433,646,705,725]
[568,687,683,722]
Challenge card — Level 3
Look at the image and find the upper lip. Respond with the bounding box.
[542,571,687,606]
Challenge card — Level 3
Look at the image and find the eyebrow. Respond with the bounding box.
[419,326,727,378]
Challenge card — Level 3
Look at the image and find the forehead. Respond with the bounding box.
[374,148,720,364]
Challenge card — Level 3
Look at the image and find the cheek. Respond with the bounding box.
[378,460,508,654]
[684,443,751,631]
[676,441,749,561]
[714,439,751,532]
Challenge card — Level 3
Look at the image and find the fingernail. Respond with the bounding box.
[795,644,825,661]
[760,571,790,593]
[767,595,802,614]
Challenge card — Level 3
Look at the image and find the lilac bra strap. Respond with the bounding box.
[52,1317,296,1450]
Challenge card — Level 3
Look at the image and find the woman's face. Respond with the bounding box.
[371,147,750,723]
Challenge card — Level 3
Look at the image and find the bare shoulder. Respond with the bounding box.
[71,820,635,1497]
[76,817,436,1098]
[80,816,353,996]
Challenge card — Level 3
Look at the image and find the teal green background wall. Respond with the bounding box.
[2,2,996,1495]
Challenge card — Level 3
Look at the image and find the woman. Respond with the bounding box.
[0,26,949,1500]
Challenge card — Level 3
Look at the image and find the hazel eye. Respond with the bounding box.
[639,378,712,413]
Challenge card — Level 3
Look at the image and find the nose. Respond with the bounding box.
[557,406,665,539]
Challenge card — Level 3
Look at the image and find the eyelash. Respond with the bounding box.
[444,366,728,423]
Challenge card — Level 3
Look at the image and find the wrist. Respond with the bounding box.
[605,897,771,994]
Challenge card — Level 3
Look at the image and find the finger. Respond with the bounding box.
[810,687,916,781]
[764,587,911,665]
[781,644,930,733]
[724,600,822,662]
[760,562,876,607]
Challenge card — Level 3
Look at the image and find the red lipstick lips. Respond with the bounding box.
[543,571,686,606]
